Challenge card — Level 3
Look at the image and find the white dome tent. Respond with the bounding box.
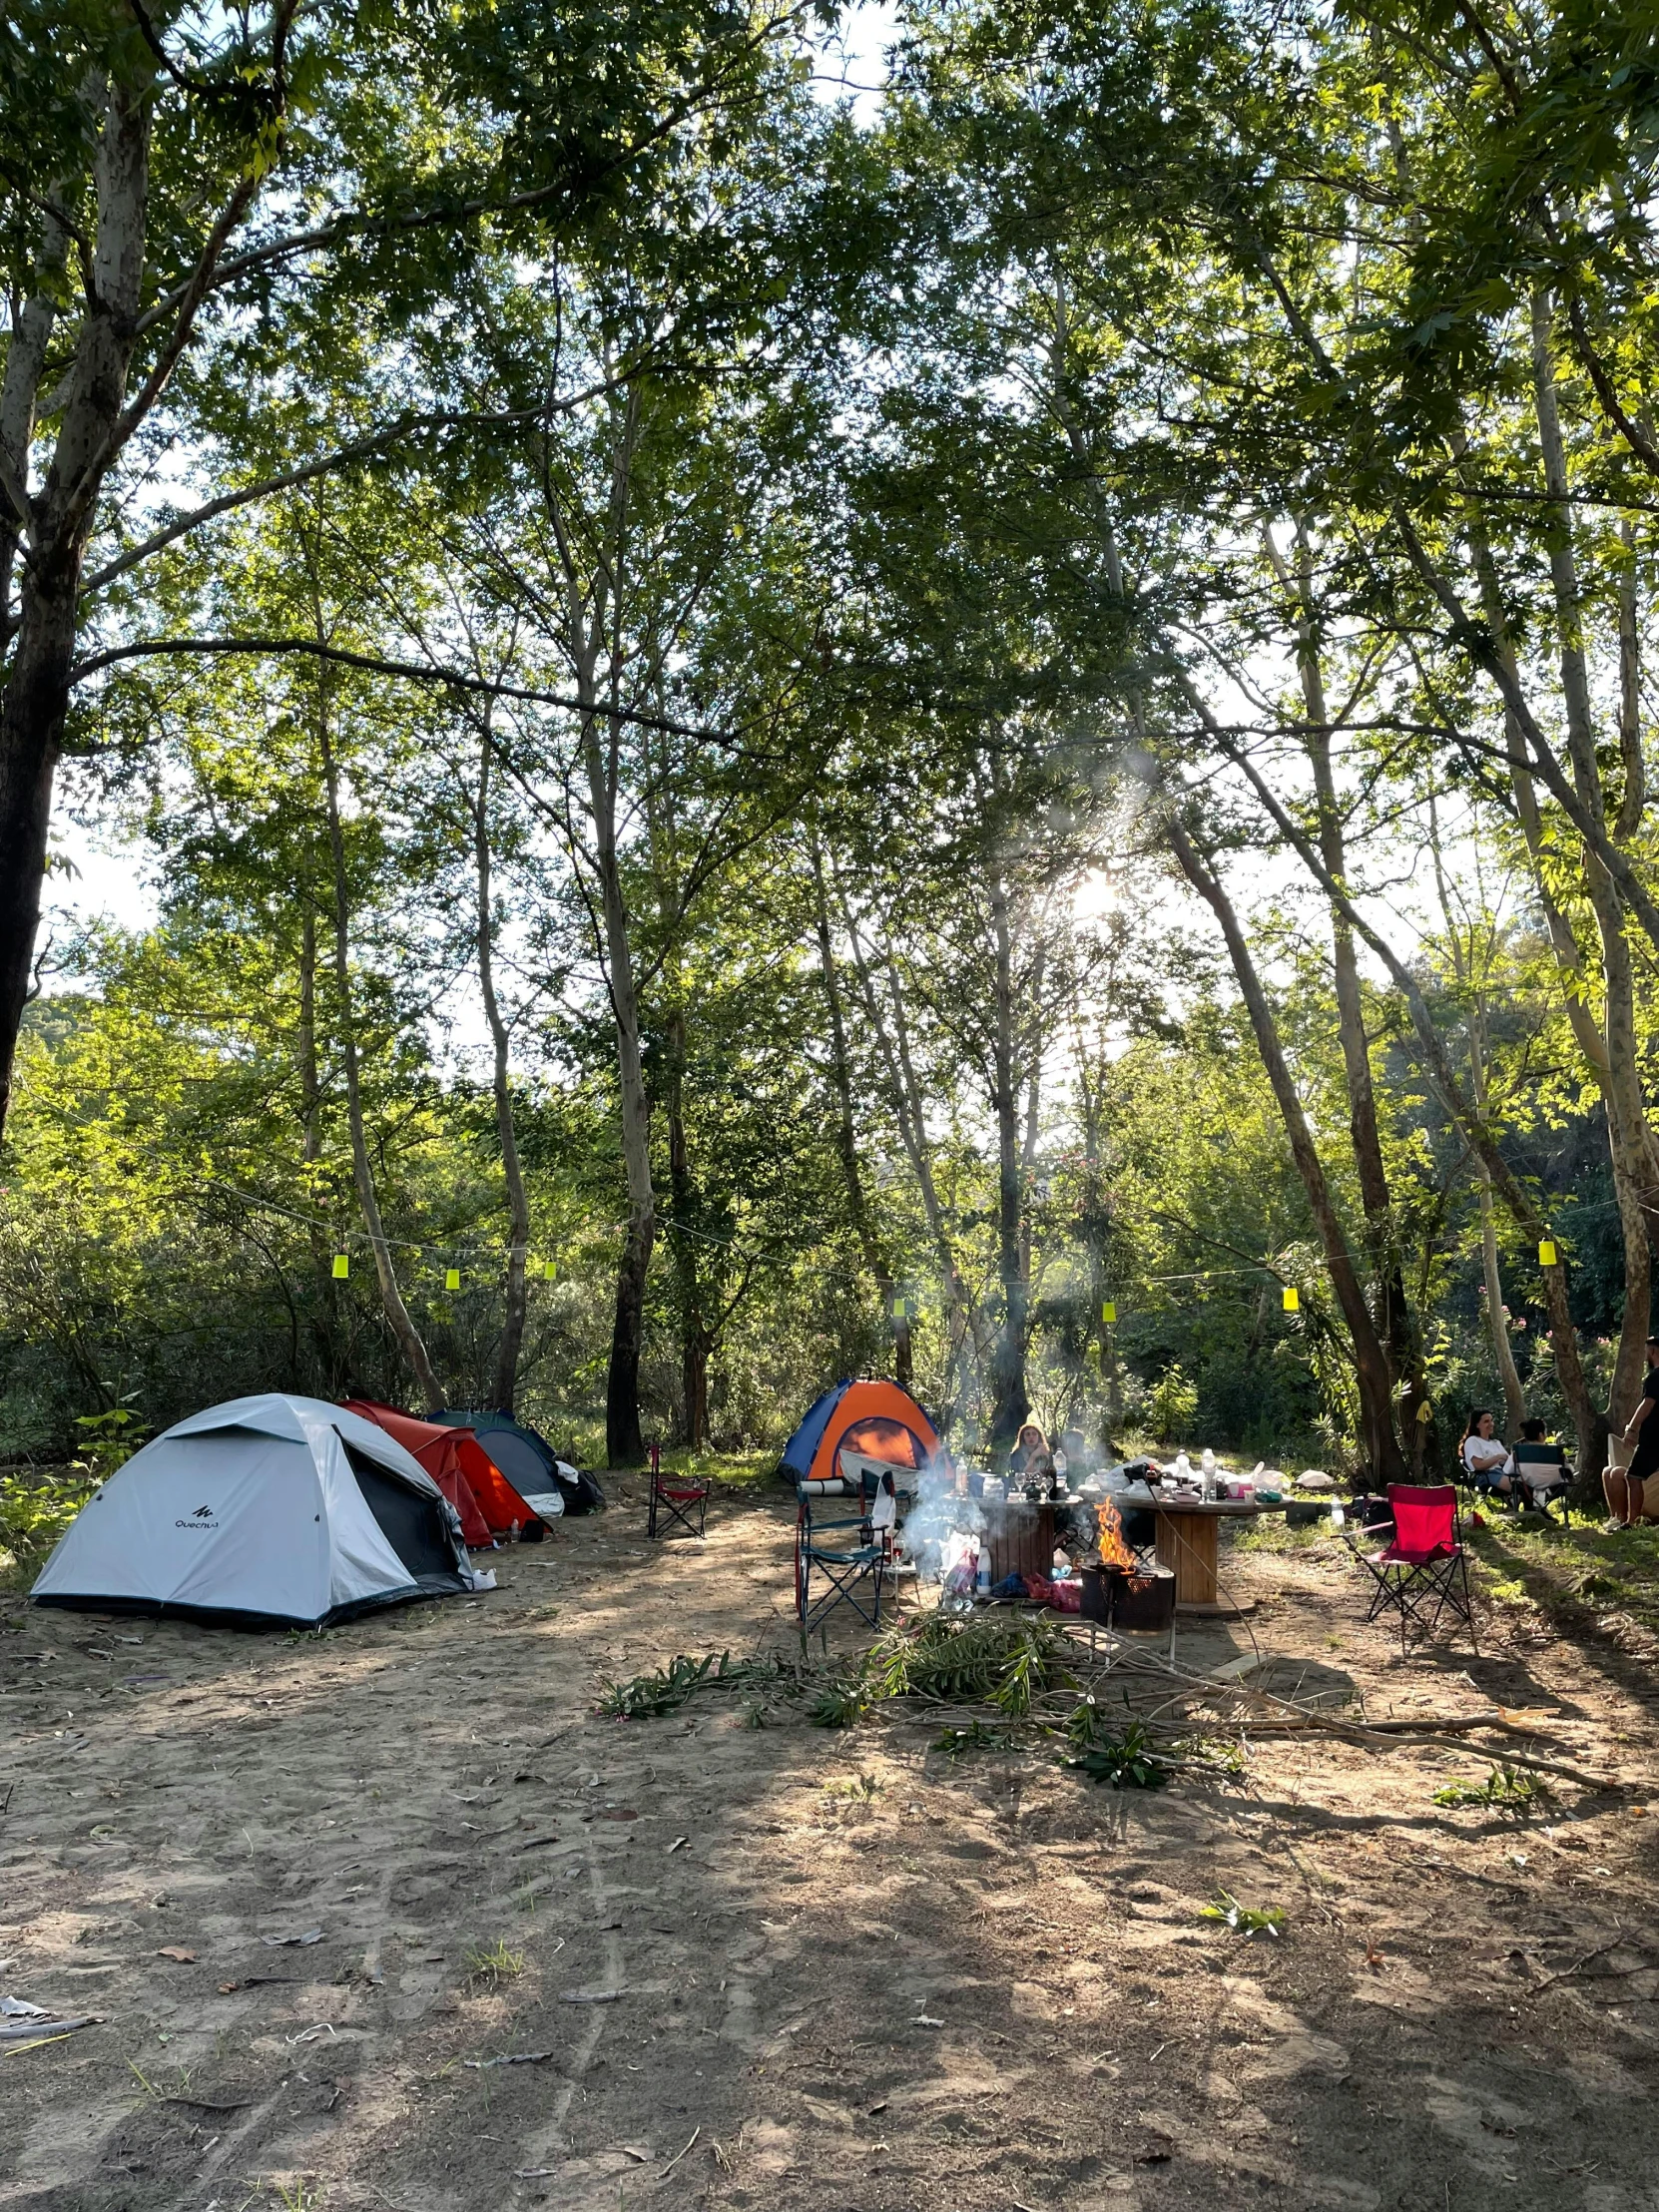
[33,1393,495,1627]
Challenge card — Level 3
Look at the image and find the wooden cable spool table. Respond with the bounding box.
[981,1496,1058,1585]
[1144,1494,1260,1616]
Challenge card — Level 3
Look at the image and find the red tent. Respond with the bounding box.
[341,1399,542,1542]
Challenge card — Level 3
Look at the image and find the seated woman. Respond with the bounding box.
[1008,1421,1054,1492]
[1460,1408,1515,1504]
[1509,1417,1569,1509]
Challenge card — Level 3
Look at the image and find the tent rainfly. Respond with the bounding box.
[32,1393,495,1627]
[340,1397,554,1542]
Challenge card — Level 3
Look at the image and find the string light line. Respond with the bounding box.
[191,1171,742,1269]
[25,1145,1610,1293]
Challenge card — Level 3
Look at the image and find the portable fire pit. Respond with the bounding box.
[1078,1560,1177,1661]
[1078,1497,1179,1663]
[1080,1560,1177,1628]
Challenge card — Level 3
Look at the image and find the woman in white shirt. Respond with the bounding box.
[1460,1408,1514,1503]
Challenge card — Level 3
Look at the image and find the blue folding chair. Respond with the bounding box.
[794,1464,907,1632]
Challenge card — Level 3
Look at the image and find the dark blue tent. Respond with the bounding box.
[431,1409,606,1514]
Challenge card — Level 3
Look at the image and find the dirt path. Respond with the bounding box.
[3,1480,1657,2212]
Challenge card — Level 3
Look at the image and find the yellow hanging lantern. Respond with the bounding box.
[331,1254,349,1280]
[1282,1285,1300,1314]
[1538,1239,1558,1268]
[445,1267,461,1291]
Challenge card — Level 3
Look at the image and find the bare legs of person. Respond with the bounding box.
[1602,1467,1650,1528]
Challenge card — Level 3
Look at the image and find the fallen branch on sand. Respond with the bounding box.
[1048,1634,1634,1795]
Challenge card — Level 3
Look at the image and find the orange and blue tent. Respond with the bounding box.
[778,1378,939,1486]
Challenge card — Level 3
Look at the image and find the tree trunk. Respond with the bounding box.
[318,699,444,1412]
[1075,1044,1124,1436]
[0,573,75,1125]
[665,1005,709,1447]
[1529,295,1659,1260]
[1178,685,1609,1481]
[0,74,152,1136]
[1276,524,1426,1440]
[987,867,1029,1448]
[473,734,530,1412]
[584,705,653,1465]
[1433,864,1529,1439]
[682,1327,711,1451]
[296,898,344,1391]
[1471,513,1659,1351]
[1476,1174,1527,1433]
[1615,514,1646,840]
[837,882,977,1412]
[1526,296,1655,1441]
[1167,817,1408,1485]
[1018,940,1046,1297]
[809,830,909,1383]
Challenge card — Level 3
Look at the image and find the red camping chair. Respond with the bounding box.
[1346,1483,1476,1656]
[647,1444,712,1540]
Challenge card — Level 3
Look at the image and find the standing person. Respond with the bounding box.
[1611,1338,1659,1528]
[1460,1409,1514,1505]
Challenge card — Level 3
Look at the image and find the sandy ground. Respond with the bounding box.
[3,1477,1658,2212]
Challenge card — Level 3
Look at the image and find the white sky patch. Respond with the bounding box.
[45,818,161,958]
[812,0,901,125]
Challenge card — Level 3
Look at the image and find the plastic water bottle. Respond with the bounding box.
[1201,1448,1217,1500]
[1174,1451,1191,1485]
[976,1545,990,1596]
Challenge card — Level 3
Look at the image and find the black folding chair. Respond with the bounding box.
[1510,1442,1574,1527]
[647,1444,711,1540]
[794,1480,889,1631]
[1341,1483,1477,1656]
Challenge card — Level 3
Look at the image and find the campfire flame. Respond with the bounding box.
[1096,1498,1136,1570]
[1096,1497,1152,1592]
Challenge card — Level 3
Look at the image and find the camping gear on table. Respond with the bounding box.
[1342,1482,1476,1656]
[647,1442,712,1539]
[342,1398,547,1542]
[32,1393,493,1627]
[429,1408,605,1516]
[777,1378,940,1489]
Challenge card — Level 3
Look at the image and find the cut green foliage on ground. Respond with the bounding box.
[1431,1764,1552,1816]
[811,1612,1078,1729]
[1063,1713,1170,1788]
[597,1650,806,1720]
[1200,1893,1287,1938]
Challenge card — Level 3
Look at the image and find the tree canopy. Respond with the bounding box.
[5,0,1659,1479]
